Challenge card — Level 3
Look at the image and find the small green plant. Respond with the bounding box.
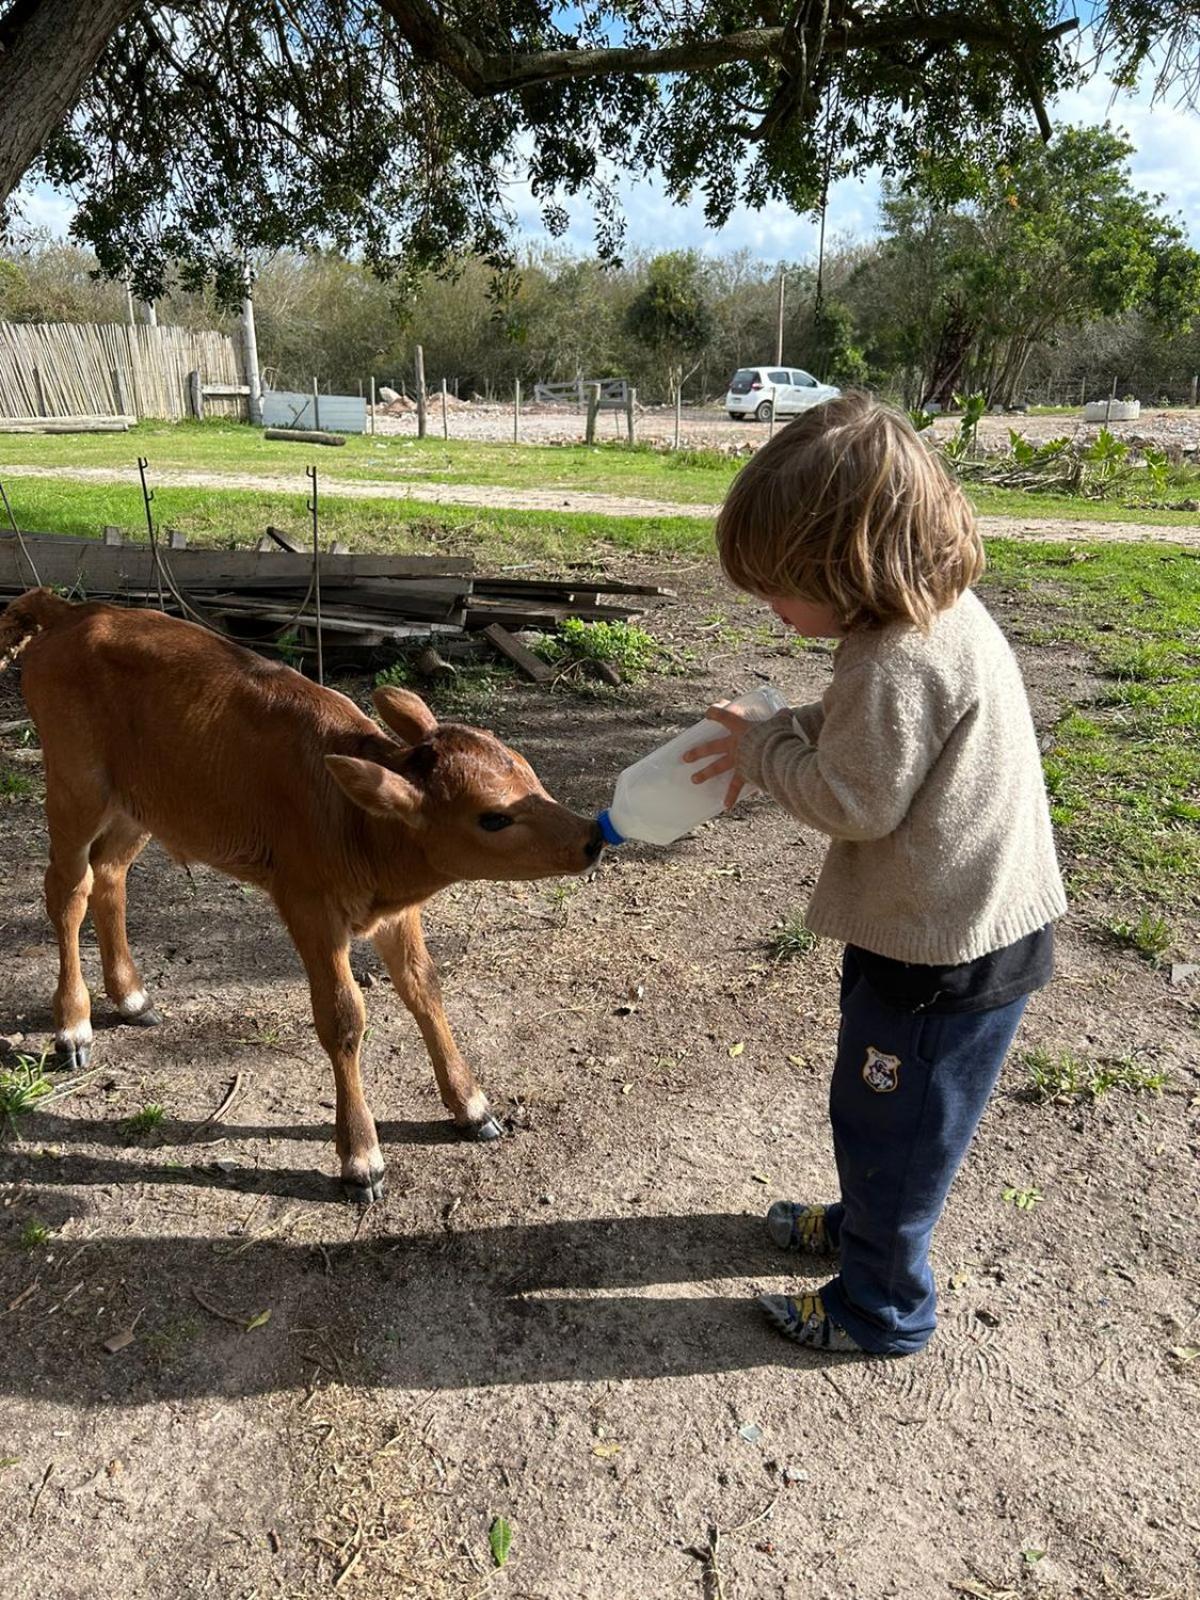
[143,1315,201,1368]
[0,1051,54,1132]
[1108,911,1173,963]
[1023,1046,1092,1103]
[1002,1185,1043,1211]
[375,657,415,689]
[1,770,34,800]
[1022,1045,1168,1103]
[533,618,660,682]
[19,1221,51,1249]
[275,628,303,668]
[907,408,936,433]
[120,1103,166,1138]
[764,914,819,961]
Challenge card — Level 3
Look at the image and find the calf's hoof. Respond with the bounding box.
[463,1112,505,1143]
[340,1150,385,1206]
[121,1007,163,1028]
[117,992,162,1028]
[55,1027,92,1071]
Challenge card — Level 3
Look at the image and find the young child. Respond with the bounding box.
[684,392,1066,1358]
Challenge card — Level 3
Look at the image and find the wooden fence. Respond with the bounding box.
[0,322,247,422]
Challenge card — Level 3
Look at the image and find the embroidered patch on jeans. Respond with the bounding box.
[862,1045,900,1093]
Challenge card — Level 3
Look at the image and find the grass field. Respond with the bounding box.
[3,418,1200,526]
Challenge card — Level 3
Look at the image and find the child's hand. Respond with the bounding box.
[681,702,752,809]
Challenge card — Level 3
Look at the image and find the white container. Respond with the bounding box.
[1082,399,1140,422]
[598,685,787,846]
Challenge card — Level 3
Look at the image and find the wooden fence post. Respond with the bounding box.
[369,375,376,435]
[514,378,521,443]
[32,364,47,418]
[626,385,637,445]
[442,377,448,439]
[187,369,203,421]
[673,384,681,450]
[585,381,601,445]
[1191,374,1198,408]
[415,345,427,439]
[312,376,321,431]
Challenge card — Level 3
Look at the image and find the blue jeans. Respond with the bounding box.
[819,951,1028,1355]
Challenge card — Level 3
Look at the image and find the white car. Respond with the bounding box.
[725,366,840,422]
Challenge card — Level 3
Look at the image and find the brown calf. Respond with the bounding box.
[1,589,602,1200]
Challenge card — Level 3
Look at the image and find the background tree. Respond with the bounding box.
[0,0,1099,299]
[850,127,1200,408]
[624,253,716,409]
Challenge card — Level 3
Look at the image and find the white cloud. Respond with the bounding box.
[10,183,76,238]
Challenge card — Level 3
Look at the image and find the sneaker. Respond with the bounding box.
[758,1290,863,1353]
[766,1201,836,1254]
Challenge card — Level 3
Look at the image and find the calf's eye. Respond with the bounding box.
[478,812,513,832]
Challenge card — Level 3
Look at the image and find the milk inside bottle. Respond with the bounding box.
[597,685,787,846]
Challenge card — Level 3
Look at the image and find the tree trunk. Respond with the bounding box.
[920,306,978,411]
[0,0,137,206]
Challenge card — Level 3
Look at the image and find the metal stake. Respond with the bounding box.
[137,456,166,611]
[306,464,324,687]
[0,478,42,587]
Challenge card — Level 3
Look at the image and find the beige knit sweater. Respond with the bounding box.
[737,590,1067,965]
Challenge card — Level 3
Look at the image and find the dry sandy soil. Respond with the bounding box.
[367,403,1200,456]
[1,562,1197,1600]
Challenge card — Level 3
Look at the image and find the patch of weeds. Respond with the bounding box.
[374,657,415,689]
[437,665,505,716]
[275,628,303,668]
[1108,911,1173,964]
[1001,1185,1043,1211]
[19,1220,51,1249]
[533,617,662,683]
[764,914,819,961]
[0,1051,54,1132]
[1022,1046,1092,1103]
[120,1103,165,1138]
[1022,1046,1168,1103]
[1,769,34,800]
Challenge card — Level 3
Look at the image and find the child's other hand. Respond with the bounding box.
[682,702,752,809]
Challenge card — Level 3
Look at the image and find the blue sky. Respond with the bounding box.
[17,50,1200,262]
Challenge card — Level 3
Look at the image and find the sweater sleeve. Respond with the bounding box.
[737,661,950,841]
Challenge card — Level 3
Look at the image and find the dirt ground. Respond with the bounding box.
[367,403,1200,455]
[1,562,1198,1600]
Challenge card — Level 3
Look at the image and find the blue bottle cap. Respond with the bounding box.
[597,810,625,846]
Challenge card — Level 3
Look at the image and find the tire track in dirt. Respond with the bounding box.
[1,462,1198,546]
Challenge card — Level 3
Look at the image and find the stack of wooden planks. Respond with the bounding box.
[0,526,672,676]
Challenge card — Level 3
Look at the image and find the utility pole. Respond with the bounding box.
[775,265,785,365]
[240,267,264,426]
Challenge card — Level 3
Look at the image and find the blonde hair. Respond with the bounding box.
[716,392,984,631]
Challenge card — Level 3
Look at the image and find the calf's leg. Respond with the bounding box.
[373,907,503,1142]
[89,817,159,1025]
[46,836,95,1069]
[279,896,383,1203]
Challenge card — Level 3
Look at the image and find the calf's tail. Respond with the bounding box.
[0,587,74,673]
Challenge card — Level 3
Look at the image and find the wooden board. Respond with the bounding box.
[0,533,473,594]
[480,623,554,684]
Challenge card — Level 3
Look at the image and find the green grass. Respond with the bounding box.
[19,1221,51,1250]
[119,1103,165,1137]
[1,770,35,799]
[0,476,712,565]
[1022,1045,1169,1103]
[0,418,740,505]
[986,539,1200,911]
[1108,911,1174,963]
[0,1051,54,1131]
[531,617,662,682]
[4,417,1200,524]
[764,914,820,960]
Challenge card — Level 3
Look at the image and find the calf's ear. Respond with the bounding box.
[373,686,438,745]
[326,755,425,828]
